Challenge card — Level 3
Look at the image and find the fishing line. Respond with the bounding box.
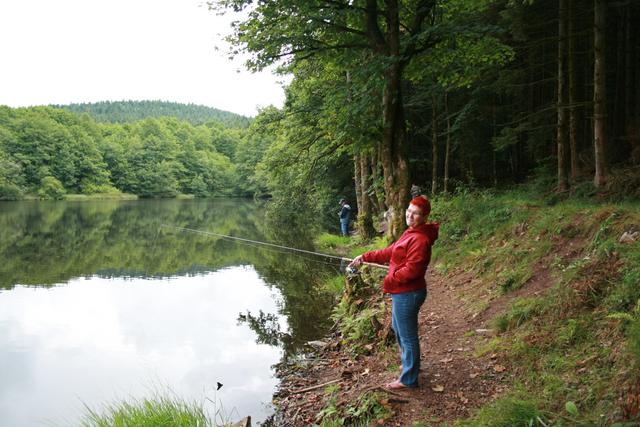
[160,224,388,270]
[159,223,342,274]
[246,242,344,269]
[215,233,345,270]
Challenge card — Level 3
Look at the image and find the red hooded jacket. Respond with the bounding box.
[362,222,439,294]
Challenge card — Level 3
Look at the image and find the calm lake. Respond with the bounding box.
[0,199,338,426]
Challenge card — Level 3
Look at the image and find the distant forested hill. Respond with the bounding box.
[56,100,251,128]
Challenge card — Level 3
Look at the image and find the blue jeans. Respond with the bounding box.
[391,288,427,387]
[340,218,349,236]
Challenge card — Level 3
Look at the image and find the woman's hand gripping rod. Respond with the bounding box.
[344,255,388,275]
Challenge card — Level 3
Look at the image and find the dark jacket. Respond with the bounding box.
[339,203,351,220]
[362,222,439,294]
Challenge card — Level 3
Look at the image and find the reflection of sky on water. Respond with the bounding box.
[0,266,283,426]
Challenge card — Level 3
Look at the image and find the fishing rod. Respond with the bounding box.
[160,224,389,270]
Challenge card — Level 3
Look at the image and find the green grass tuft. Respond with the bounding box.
[453,392,544,427]
[493,297,545,332]
[81,393,219,427]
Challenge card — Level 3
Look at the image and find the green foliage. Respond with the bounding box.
[58,100,250,127]
[80,182,121,195]
[38,176,66,200]
[337,307,379,345]
[0,181,23,200]
[343,392,392,425]
[316,390,391,426]
[63,193,137,201]
[316,384,342,425]
[0,106,245,199]
[430,190,532,268]
[431,190,640,426]
[556,317,591,348]
[0,142,25,199]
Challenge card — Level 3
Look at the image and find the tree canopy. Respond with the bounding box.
[211,0,640,238]
[0,105,248,199]
[57,100,251,128]
[3,0,640,235]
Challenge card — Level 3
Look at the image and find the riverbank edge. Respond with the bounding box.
[269,195,640,426]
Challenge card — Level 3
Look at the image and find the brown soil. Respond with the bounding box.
[271,270,512,426]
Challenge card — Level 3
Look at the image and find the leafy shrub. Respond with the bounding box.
[335,306,381,352]
[38,176,66,200]
[80,182,120,194]
[0,182,23,200]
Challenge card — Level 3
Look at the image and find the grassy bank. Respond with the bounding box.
[64,193,139,201]
[313,188,640,426]
[443,192,639,426]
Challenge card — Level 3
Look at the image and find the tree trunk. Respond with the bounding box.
[354,153,363,215]
[613,8,625,140]
[444,92,451,193]
[378,0,409,241]
[492,99,498,187]
[593,0,607,188]
[431,95,438,195]
[557,0,570,192]
[637,12,640,120]
[568,0,579,181]
[371,149,386,214]
[357,153,377,239]
[380,62,410,240]
[624,8,632,120]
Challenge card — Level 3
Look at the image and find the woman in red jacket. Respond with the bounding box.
[350,195,439,389]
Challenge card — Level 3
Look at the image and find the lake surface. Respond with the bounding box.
[0,199,339,426]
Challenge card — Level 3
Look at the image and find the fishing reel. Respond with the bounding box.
[345,265,359,276]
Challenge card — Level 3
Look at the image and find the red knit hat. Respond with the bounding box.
[410,195,431,216]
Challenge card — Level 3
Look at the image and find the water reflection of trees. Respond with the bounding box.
[0,199,337,354]
[238,310,286,347]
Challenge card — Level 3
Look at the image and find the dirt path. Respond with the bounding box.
[272,269,513,426]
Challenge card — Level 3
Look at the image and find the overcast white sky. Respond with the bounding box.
[0,0,286,117]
